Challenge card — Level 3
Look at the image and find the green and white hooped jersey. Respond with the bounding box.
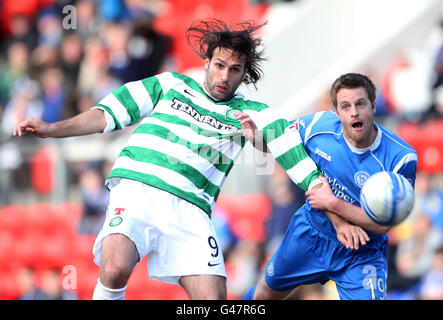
[94,72,321,216]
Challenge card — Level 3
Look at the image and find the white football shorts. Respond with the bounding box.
[92,178,226,286]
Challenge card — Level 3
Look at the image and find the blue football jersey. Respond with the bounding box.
[293,110,417,241]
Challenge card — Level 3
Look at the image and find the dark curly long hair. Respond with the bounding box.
[185,19,267,87]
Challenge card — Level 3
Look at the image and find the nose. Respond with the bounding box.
[350,104,359,117]
[220,69,229,83]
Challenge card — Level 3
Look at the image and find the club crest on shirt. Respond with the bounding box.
[225,108,242,120]
[354,171,370,188]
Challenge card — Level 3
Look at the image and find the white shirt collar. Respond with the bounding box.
[342,123,382,154]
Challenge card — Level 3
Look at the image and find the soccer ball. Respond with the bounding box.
[359,171,415,226]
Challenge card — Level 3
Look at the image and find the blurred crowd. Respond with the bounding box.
[0,0,443,300]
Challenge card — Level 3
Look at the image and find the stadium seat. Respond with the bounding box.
[0,272,20,300]
[29,146,55,194]
[0,205,27,237]
[25,203,60,235]
[11,233,40,268]
[216,193,271,243]
[0,230,14,269]
[70,234,96,265]
[36,233,72,270]
[75,262,100,300]
[420,120,443,173]
[397,120,443,173]
[56,201,83,236]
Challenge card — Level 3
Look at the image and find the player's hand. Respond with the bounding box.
[235,112,257,140]
[335,223,370,250]
[234,112,268,152]
[13,117,52,138]
[305,176,334,211]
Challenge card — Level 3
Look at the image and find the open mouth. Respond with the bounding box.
[352,121,363,129]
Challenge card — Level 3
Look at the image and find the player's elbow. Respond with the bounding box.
[370,224,391,235]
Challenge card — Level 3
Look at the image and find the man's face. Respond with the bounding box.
[203,47,246,101]
[335,87,377,148]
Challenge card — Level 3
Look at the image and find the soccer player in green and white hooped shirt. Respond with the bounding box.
[15,19,337,300]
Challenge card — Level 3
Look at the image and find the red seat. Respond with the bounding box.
[70,234,96,264]
[25,203,60,235]
[0,230,14,268]
[216,193,271,243]
[56,201,83,236]
[29,146,55,194]
[0,272,20,300]
[397,120,443,173]
[11,232,40,268]
[75,262,100,300]
[36,233,73,270]
[0,205,27,237]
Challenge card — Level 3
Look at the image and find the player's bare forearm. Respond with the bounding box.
[14,109,107,138]
[306,176,390,234]
[323,209,369,250]
[326,197,390,235]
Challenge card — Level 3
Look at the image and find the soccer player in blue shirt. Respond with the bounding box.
[244,73,417,300]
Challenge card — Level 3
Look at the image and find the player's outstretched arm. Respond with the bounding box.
[13,109,107,139]
[306,177,390,234]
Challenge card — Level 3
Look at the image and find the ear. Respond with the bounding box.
[204,58,210,71]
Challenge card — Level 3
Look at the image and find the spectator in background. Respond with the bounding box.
[0,41,30,109]
[59,32,84,87]
[77,168,109,235]
[39,268,78,300]
[16,266,50,300]
[393,214,443,299]
[263,163,305,260]
[1,13,38,55]
[123,19,174,81]
[77,36,121,101]
[431,20,443,90]
[1,78,43,137]
[419,245,443,299]
[226,239,261,298]
[99,0,130,22]
[75,0,100,39]
[419,172,443,233]
[381,49,434,121]
[101,22,131,82]
[39,67,68,124]
[36,8,63,48]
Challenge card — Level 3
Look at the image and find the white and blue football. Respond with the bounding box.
[359,171,415,226]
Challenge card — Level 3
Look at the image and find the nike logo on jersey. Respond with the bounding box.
[184,89,196,97]
[315,148,331,161]
[208,262,221,267]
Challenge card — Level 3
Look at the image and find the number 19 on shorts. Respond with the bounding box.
[362,265,387,300]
